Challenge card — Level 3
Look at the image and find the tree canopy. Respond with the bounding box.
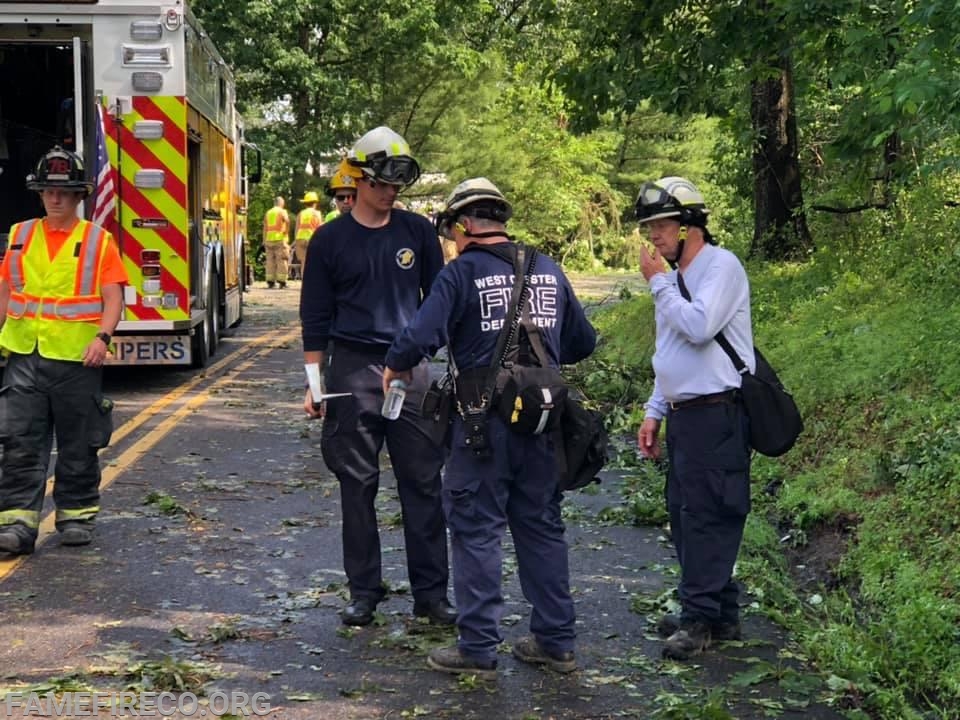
[193,0,960,264]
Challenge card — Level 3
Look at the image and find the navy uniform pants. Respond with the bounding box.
[443,414,574,664]
[320,343,448,604]
[0,351,110,538]
[665,399,751,625]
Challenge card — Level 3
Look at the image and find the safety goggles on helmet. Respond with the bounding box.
[367,155,421,187]
[635,177,709,225]
[634,182,684,223]
[434,211,458,240]
[434,177,512,239]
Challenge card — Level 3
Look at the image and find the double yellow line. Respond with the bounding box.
[0,325,300,581]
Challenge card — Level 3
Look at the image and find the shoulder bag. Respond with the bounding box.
[677,273,803,457]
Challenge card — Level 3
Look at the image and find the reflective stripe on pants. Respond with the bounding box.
[0,351,104,539]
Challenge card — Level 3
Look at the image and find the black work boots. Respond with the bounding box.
[655,613,742,642]
[0,526,34,556]
[662,619,714,661]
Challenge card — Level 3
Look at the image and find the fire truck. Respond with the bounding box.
[0,0,261,367]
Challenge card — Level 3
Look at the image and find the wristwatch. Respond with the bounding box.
[95,331,112,345]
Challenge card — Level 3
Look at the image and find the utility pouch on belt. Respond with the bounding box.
[459,242,569,437]
[494,365,568,435]
[88,394,114,449]
[454,241,609,489]
[420,372,454,446]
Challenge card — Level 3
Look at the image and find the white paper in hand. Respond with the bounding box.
[305,363,353,407]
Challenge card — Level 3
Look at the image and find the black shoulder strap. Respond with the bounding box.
[518,302,551,368]
[676,271,747,374]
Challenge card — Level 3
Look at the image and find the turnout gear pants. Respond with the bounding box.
[320,343,448,604]
[665,400,751,626]
[294,240,309,275]
[0,351,111,539]
[264,242,290,283]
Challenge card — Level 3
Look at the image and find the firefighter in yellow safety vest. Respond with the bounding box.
[294,191,324,276]
[262,196,291,288]
[0,146,129,556]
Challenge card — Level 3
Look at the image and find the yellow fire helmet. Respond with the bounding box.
[301,191,320,204]
[325,159,360,197]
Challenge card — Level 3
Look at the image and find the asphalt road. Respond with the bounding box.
[0,282,842,719]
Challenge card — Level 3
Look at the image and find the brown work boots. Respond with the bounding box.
[511,636,577,673]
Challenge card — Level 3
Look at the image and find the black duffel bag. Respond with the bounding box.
[554,393,609,491]
[739,348,803,457]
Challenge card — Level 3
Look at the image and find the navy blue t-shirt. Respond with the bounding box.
[385,242,596,371]
[300,210,444,351]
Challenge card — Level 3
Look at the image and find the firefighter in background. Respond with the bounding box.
[294,191,323,277]
[323,160,358,222]
[0,146,128,555]
[262,196,290,289]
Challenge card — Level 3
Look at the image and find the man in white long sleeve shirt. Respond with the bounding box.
[635,177,753,661]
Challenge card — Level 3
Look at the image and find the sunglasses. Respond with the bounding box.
[334,194,355,202]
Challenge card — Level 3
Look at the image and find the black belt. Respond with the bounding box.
[332,338,391,356]
[669,390,739,411]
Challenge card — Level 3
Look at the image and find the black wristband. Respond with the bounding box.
[96,331,111,345]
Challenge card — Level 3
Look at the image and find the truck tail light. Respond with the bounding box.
[141,249,162,300]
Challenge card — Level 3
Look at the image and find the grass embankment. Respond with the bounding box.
[577,210,960,719]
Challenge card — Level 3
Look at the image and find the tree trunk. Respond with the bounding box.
[289,23,315,213]
[750,55,813,260]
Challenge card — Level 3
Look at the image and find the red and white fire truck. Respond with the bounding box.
[0,0,261,367]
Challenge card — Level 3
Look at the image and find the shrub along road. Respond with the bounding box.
[0,283,843,719]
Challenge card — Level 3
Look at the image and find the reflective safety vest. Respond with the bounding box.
[0,219,110,362]
[324,209,341,223]
[264,206,289,243]
[295,207,323,241]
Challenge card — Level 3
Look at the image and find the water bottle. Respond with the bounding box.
[381,379,407,420]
